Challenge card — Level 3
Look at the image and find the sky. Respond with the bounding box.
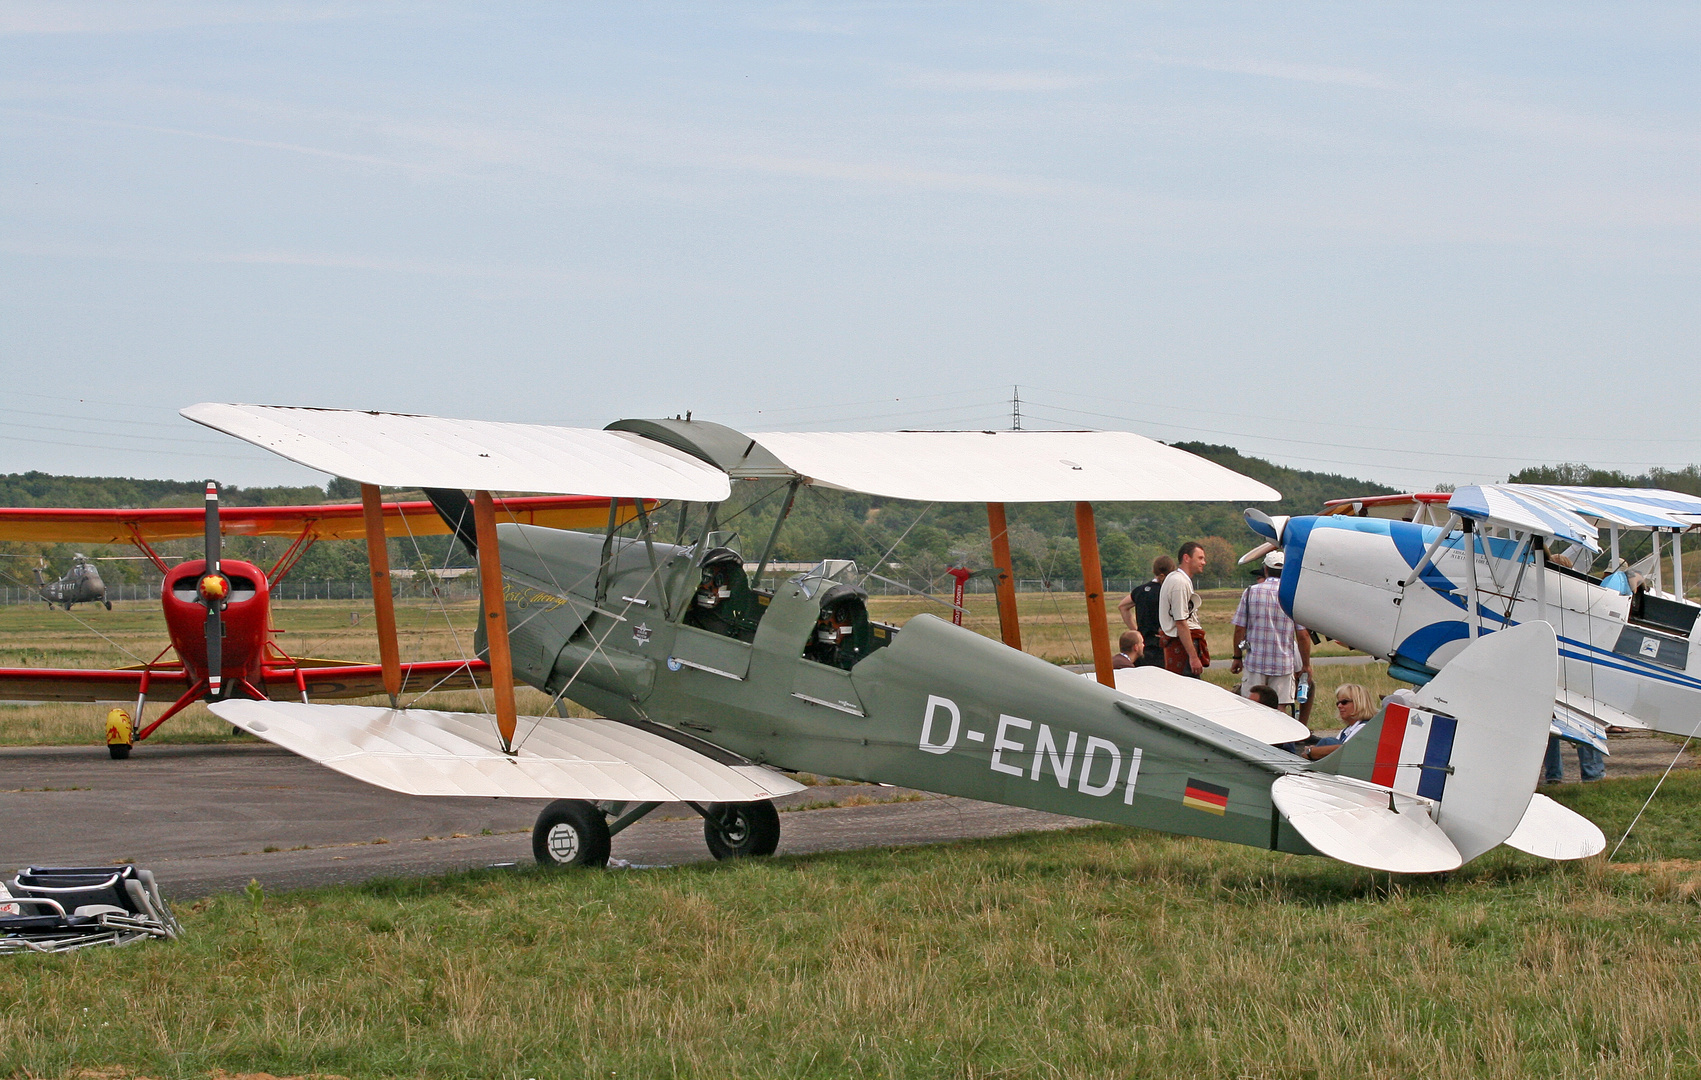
[3,2,1698,492]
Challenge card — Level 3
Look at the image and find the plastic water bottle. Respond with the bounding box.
[1296,674,1311,705]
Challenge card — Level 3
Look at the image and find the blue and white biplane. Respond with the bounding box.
[1244,485,1701,746]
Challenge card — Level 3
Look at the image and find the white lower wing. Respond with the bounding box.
[1100,666,1310,746]
[1272,773,1461,873]
[1557,688,1647,732]
[1502,793,1607,861]
[211,700,805,802]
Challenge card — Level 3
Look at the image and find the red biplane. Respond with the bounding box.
[0,486,623,752]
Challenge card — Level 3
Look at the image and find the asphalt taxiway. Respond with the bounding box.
[0,743,1088,898]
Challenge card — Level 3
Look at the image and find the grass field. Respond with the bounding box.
[6,588,1701,1077]
[0,588,1375,746]
[4,775,1701,1079]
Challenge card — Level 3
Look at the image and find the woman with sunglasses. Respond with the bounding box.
[1299,683,1377,761]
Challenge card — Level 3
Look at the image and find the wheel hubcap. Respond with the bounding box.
[722,813,749,844]
[546,822,582,862]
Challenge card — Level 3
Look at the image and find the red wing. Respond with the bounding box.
[0,660,489,703]
[0,495,628,545]
[285,660,493,700]
[0,668,191,702]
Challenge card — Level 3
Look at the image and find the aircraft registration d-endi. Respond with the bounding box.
[182,404,1606,876]
[1243,485,1701,746]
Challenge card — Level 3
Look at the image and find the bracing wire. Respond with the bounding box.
[1610,720,1701,862]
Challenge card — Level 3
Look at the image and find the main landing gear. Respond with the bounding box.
[530,797,781,869]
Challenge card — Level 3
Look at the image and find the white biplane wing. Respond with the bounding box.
[212,700,805,802]
[1093,666,1310,746]
[1444,484,1701,548]
[1508,486,1701,531]
[752,430,1280,503]
[1448,485,1600,552]
[181,403,732,502]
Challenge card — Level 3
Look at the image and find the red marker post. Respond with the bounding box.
[947,566,975,627]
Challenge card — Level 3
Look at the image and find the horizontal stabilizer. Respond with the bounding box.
[211,700,805,802]
[1103,667,1309,746]
[1272,773,1461,873]
[1502,793,1606,861]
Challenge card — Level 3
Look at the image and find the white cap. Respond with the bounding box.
[1263,550,1285,571]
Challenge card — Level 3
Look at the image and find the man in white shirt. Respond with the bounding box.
[1159,541,1209,677]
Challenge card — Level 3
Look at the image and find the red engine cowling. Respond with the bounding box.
[161,559,271,691]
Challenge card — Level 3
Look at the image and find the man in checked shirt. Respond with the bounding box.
[1230,550,1313,713]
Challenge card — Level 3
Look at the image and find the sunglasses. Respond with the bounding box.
[1335,698,1353,706]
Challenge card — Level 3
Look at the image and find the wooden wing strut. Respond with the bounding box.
[360,484,403,706]
[473,490,518,751]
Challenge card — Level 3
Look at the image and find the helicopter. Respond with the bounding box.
[185,404,1605,877]
[32,554,111,610]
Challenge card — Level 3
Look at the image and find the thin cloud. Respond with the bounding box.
[0,239,614,286]
[1141,51,1394,90]
[0,1,360,36]
[6,108,441,174]
[895,70,1096,93]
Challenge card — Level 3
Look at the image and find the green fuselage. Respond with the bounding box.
[487,524,1319,859]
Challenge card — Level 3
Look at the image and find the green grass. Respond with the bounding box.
[6,777,1701,1080]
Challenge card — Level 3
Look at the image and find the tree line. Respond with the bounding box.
[13,451,1679,596]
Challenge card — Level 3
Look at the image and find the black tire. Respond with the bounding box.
[103,601,112,611]
[531,799,611,868]
[108,743,131,760]
[703,800,781,860]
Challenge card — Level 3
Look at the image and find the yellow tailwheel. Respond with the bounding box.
[105,707,133,760]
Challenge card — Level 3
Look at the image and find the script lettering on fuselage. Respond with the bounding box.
[918,695,1142,803]
[501,581,576,613]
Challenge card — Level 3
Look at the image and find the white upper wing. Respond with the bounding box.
[753,430,1280,503]
[182,403,731,502]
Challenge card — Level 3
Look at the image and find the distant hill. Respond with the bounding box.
[0,471,340,510]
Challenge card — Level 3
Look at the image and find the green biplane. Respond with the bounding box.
[185,405,1604,876]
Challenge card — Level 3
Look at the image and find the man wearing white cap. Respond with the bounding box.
[1230,550,1313,710]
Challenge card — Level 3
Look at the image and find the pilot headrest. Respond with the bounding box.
[700,547,742,570]
[817,582,869,612]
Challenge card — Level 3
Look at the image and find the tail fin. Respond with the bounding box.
[1312,622,1557,863]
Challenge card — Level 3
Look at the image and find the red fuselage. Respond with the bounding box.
[161,559,270,690]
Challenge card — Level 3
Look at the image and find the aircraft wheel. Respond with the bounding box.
[703,800,780,860]
[531,799,611,868]
[108,743,131,760]
[104,601,112,611]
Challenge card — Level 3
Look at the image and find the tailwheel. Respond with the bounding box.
[107,743,130,760]
[703,800,780,860]
[531,799,611,868]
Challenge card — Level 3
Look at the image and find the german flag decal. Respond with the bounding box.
[1182,778,1229,816]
